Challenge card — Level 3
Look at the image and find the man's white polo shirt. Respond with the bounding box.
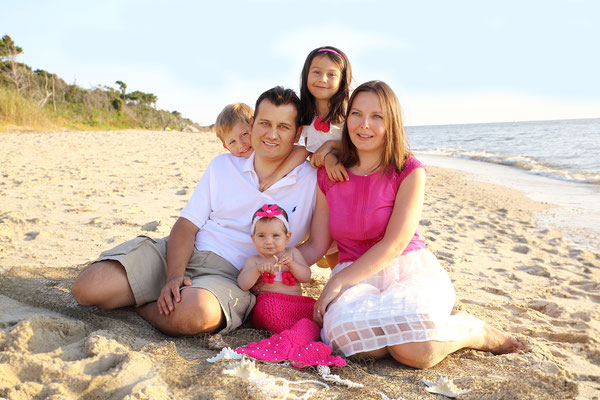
[180,152,317,270]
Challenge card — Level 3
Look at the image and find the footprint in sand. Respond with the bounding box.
[435,251,455,264]
[516,264,551,278]
[567,281,600,303]
[528,300,567,318]
[483,287,511,297]
[24,231,40,241]
[512,245,530,254]
[141,221,160,232]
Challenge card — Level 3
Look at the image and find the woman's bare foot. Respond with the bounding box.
[476,325,525,354]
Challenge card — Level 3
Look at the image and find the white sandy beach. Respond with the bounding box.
[0,129,599,399]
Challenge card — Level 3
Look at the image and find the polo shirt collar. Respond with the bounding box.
[243,151,300,189]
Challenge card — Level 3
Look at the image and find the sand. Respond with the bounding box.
[0,129,598,399]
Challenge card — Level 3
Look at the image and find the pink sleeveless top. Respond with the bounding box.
[317,156,426,263]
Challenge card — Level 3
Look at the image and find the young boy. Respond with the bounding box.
[215,103,254,158]
[214,103,310,191]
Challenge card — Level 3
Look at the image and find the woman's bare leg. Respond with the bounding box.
[352,324,523,369]
[387,325,524,369]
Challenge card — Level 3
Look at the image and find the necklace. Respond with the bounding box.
[352,163,380,176]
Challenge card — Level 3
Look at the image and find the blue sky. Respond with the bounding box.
[2,0,599,126]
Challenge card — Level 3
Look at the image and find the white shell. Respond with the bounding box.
[207,347,243,363]
[223,357,269,379]
[422,376,471,397]
[317,365,364,388]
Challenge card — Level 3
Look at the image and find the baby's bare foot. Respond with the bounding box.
[478,325,524,354]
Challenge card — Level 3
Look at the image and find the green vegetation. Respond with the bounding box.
[0,35,203,132]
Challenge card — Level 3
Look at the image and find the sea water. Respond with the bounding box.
[406,118,600,251]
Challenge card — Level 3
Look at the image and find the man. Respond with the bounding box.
[72,87,317,336]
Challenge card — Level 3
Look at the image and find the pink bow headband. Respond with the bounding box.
[251,204,290,233]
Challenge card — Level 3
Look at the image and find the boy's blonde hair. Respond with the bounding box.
[215,103,254,143]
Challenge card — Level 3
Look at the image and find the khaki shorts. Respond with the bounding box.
[94,235,255,334]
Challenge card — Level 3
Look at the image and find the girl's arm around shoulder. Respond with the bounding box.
[310,139,341,169]
[259,145,310,191]
[237,256,262,291]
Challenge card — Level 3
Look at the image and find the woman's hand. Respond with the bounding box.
[157,275,192,315]
[313,280,343,326]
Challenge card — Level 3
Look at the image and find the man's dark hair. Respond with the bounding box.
[253,86,301,128]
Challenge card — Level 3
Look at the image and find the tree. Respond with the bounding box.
[0,35,23,60]
[111,97,123,112]
[34,69,55,109]
[0,35,26,93]
[115,80,127,99]
[141,92,157,107]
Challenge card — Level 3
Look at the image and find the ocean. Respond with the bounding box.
[406,118,600,251]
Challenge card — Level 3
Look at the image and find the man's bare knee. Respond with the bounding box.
[71,260,133,308]
[169,306,222,335]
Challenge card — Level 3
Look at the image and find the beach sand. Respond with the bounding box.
[0,130,598,399]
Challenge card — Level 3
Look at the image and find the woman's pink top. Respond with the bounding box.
[317,156,426,263]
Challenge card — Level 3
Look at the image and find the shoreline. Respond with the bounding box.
[1,130,598,399]
[416,153,600,253]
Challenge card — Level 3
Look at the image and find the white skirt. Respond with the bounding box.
[321,249,484,356]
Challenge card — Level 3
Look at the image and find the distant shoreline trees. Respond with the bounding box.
[0,34,203,131]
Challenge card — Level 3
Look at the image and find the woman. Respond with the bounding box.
[301,80,523,368]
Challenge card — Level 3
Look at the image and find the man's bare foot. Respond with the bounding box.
[477,325,525,354]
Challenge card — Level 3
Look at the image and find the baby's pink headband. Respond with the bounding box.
[251,204,290,233]
[318,48,342,58]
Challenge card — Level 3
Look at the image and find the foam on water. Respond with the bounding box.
[407,118,600,186]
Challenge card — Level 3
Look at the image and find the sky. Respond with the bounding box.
[1,0,599,126]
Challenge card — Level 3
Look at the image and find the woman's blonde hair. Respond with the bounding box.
[340,80,411,174]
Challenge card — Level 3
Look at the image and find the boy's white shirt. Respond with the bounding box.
[180,153,317,270]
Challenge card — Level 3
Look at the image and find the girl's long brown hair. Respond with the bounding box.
[299,46,352,126]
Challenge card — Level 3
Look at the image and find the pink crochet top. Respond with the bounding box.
[317,155,426,263]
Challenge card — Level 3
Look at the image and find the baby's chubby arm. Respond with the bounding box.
[278,248,311,283]
[237,256,265,291]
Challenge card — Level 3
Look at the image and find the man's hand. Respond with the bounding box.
[250,277,264,296]
[157,275,192,315]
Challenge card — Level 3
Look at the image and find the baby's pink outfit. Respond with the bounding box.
[236,317,346,368]
[252,292,316,333]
